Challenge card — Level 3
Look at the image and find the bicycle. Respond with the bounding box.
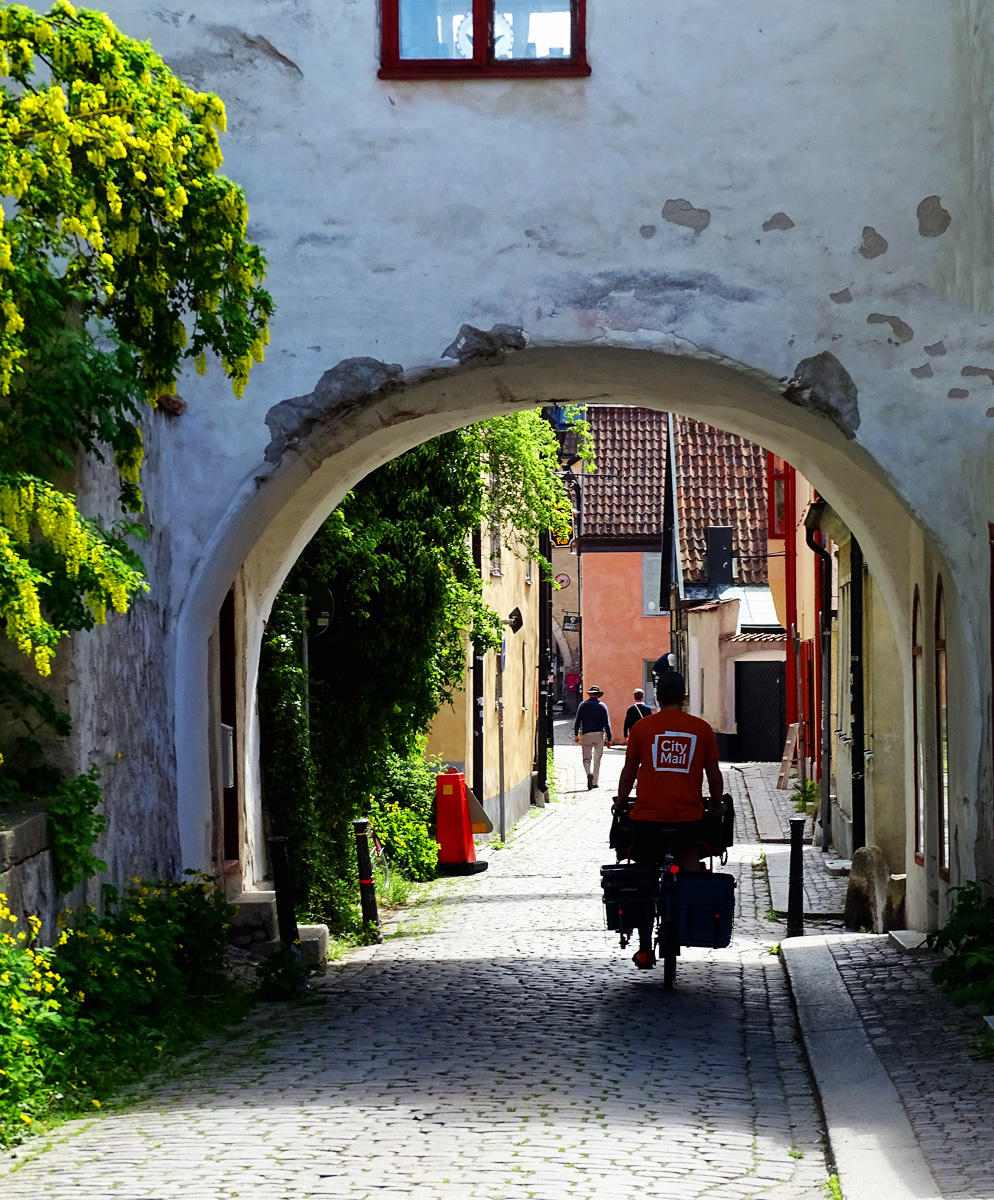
[365,814,390,889]
[602,799,736,990]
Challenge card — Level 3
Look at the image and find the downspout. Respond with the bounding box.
[535,527,552,796]
[471,528,485,806]
[784,465,798,731]
[804,501,834,851]
[850,535,866,851]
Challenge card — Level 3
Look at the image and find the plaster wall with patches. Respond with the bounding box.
[30,0,994,926]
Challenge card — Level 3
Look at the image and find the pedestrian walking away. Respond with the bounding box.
[574,685,612,789]
[622,687,653,739]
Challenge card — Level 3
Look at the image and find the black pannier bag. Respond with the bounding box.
[600,863,657,931]
[677,872,736,949]
[698,792,735,859]
[609,808,635,859]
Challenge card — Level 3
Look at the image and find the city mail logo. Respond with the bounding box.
[652,731,697,774]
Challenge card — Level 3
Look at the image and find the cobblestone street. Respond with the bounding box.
[2,747,830,1200]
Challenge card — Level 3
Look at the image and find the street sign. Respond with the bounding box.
[563,613,580,633]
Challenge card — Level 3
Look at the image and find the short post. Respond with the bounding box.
[786,815,806,938]
[267,836,300,948]
[352,818,382,942]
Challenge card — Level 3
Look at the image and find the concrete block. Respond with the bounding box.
[883,874,907,933]
[844,844,889,932]
[824,858,852,876]
[298,923,330,967]
[229,891,278,941]
[888,929,928,953]
[0,800,49,872]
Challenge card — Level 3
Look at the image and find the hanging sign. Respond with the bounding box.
[563,613,580,633]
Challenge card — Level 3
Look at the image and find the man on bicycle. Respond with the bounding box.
[613,668,723,970]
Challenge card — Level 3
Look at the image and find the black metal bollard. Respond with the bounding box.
[267,836,301,948]
[352,819,382,943]
[786,816,806,938]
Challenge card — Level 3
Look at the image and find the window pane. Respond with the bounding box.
[773,478,786,535]
[937,644,950,868]
[913,651,925,856]
[399,0,469,60]
[642,553,665,617]
[497,6,572,60]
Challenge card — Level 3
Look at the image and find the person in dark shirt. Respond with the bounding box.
[623,688,653,739]
[573,685,612,790]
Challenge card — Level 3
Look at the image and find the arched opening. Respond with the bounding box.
[173,344,966,928]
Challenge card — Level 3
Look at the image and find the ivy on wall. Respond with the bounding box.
[259,411,589,933]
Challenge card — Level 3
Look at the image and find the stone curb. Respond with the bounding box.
[780,934,941,1200]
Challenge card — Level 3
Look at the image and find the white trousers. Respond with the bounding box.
[581,731,606,785]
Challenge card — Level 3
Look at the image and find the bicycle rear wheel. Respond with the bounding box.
[661,934,677,990]
[657,876,679,990]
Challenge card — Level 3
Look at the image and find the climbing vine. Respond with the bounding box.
[259,412,584,932]
[0,1,272,681]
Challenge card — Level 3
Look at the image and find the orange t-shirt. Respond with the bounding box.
[625,708,720,823]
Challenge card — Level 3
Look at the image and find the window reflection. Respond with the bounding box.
[398,2,573,61]
[399,0,467,60]
[496,7,572,59]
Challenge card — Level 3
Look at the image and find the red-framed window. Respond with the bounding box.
[766,452,789,539]
[912,586,925,865]
[379,0,590,79]
[935,578,950,879]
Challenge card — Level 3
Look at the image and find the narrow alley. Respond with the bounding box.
[2,746,830,1200]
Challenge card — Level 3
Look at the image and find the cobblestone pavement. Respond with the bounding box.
[830,936,994,1199]
[732,763,814,843]
[2,748,831,1199]
[732,764,847,919]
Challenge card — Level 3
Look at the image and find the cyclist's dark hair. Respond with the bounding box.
[655,670,686,706]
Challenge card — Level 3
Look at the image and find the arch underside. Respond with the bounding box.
[173,341,962,924]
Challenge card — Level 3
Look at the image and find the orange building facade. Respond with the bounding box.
[580,551,670,735]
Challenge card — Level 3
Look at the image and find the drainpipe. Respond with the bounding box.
[535,527,553,795]
[472,528,485,807]
[804,501,834,851]
[850,535,866,851]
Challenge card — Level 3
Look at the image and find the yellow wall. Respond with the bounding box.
[425,527,540,832]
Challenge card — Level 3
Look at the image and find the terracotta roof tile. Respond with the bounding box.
[581,408,769,587]
[673,414,768,587]
[582,407,668,539]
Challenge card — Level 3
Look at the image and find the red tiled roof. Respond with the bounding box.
[580,408,769,588]
[581,407,667,538]
[673,414,768,587]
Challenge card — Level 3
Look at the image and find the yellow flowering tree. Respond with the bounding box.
[0,4,271,819]
[0,1,271,676]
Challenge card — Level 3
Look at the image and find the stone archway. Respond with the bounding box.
[171,340,974,929]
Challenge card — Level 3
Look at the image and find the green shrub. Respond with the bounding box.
[46,766,108,894]
[0,901,79,1140]
[790,777,818,813]
[929,881,994,1010]
[367,753,439,882]
[0,872,239,1147]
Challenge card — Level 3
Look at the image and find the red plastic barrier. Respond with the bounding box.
[435,769,488,874]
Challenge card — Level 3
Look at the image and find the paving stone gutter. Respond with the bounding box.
[733,763,993,1200]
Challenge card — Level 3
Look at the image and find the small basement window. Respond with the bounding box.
[380,1,590,80]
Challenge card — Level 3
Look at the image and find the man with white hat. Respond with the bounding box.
[573,685,612,790]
